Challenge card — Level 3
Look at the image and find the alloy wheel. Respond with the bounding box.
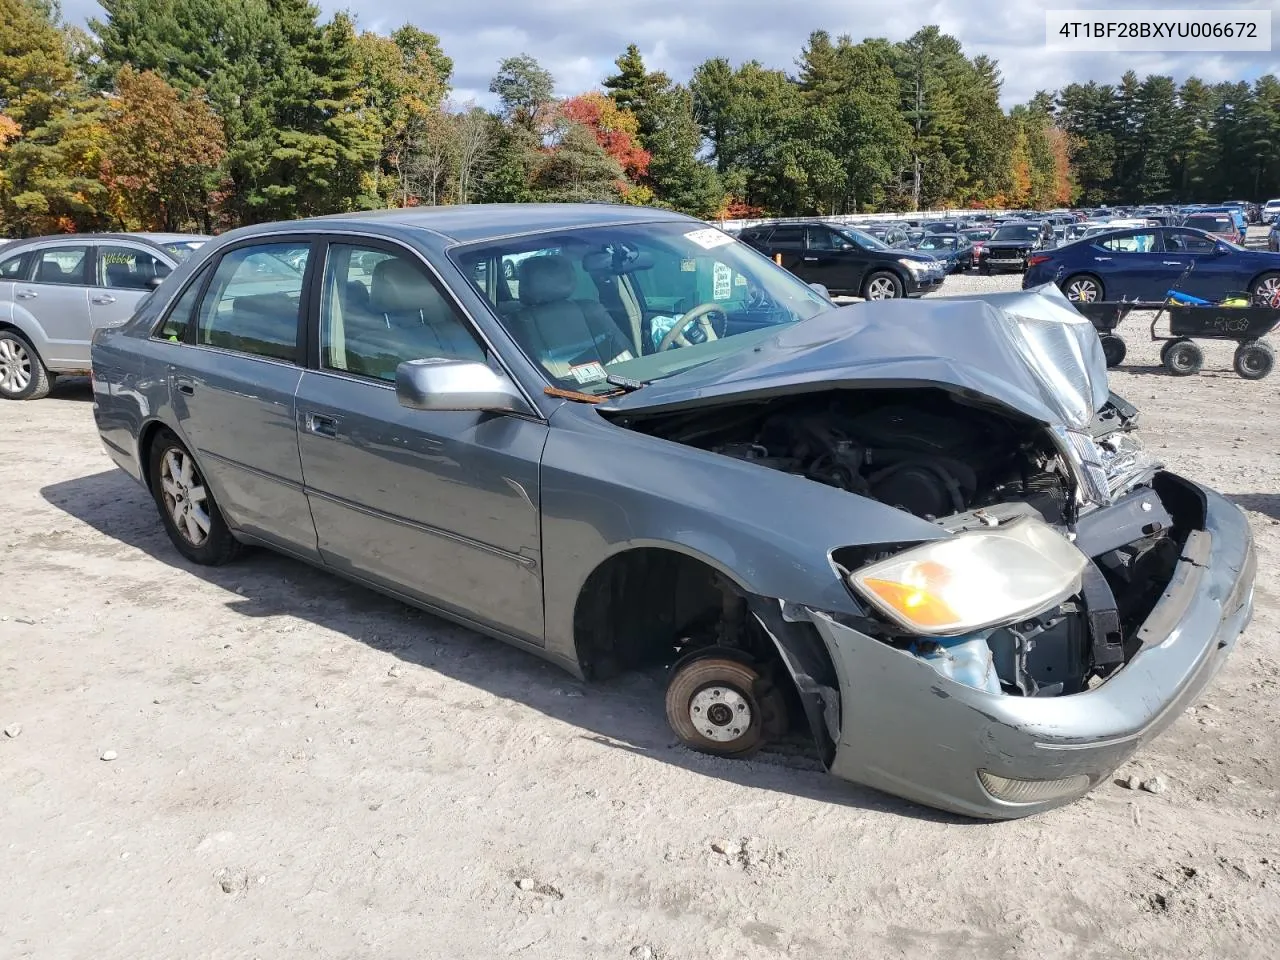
[160,448,212,547]
[1256,275,1280,306]
[866,276,897,299]
[0,337,32,395]
[1066,278,1100,302]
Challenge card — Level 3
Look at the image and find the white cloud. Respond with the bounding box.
[64,0,1278,108]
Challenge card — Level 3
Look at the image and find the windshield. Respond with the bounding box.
[991,224,1039,241]
[162,240,205,261]
[840,228,889,251]
[1185,216,1233,232]
[451,222,831,395]
[917,236,958,250]
[964,229,992,241]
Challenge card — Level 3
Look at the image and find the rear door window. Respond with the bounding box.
[33,246,90,286]
[769,226,803,248]
[194,242,310,362]
[1098,232,1158,254]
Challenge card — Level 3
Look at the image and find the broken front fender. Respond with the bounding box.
[800,476,1255,820]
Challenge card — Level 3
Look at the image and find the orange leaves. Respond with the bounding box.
[560,92,650,180]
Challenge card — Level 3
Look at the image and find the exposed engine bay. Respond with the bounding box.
[621,387,1179,701]
[629,388,1076,524]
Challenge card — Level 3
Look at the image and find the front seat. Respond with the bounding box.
[367,257,483,363]
[508,255,634,376]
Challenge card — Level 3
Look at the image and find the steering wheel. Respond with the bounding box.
[657,302,725,352]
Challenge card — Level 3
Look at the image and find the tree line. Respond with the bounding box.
[1,0,1278,238]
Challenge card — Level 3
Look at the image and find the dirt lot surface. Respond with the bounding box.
[3,271,1279,959]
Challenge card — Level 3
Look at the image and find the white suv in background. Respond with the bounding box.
[1263,199,1280,224]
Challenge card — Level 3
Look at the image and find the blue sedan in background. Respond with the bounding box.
[1023,226,1280,304]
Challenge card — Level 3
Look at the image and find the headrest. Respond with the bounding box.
[106,262,133,285]
[518,254,575,305]
[370,257,435,314]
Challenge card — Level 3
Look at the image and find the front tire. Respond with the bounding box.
[665,655,785,759]
[0,330,52,401]
[148,429,244,565]
[1249,272,1280,307]
[862,271,904,300]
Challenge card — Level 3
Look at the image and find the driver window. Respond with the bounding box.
[320,243,483,381]
[1165,230,1215,254]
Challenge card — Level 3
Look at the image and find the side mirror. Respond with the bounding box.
[1214,242,1231,256]
[147,275,165,289]
[395,358,533,416]
[808,282,832,300]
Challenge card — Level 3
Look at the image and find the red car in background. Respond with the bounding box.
[1182,213,1243,245]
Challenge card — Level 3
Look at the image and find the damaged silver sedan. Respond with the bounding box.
[90,205,1256,819]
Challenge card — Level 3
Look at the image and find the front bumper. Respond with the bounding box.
[905,272,946,296]
[805,475,1254,820]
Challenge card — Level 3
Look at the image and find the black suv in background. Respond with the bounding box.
[977,220,1055,274]
[738,221,946,299]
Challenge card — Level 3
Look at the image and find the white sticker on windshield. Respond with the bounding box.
[684,228,735,250]
[569,361,607,384]
[712,261,732,300]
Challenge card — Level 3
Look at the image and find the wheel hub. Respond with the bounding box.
[689,685,751,743]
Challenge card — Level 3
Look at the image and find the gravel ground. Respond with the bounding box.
[2,259,1279,959]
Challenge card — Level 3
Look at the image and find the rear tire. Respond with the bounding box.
[1233,340,1275,380]
[1163,339,1204,377]
[665,655,785,759]
[0,329,52,401]
[1099,334,1127,368]
[147,428,244,565]
[1062,274,1104,303]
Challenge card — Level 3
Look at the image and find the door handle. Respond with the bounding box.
[803,256,818,261]
[92,294,117,305]
[15,290,37,300]
[1162,261,1183,266]
[305,412,339,438]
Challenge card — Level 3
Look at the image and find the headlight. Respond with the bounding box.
[898,257,926,274]
[847,516,1087,635]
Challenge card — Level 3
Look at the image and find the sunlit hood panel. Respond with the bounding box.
[601,283,1109,430]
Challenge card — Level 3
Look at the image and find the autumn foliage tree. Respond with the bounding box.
[102,67,226,231]
[560,92,650,180]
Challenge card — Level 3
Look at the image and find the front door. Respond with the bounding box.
[1160,228,1229,300]
[171,238,319,557]
[294,239,547,643]
[15,245,93,368]
[90,243,174,332]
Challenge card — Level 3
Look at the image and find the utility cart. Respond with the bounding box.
[1066,262,1280,379]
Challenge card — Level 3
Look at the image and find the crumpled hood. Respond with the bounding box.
[601,283,1110,430]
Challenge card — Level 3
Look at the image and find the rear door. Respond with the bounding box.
[763,225,806,275]
[170,237,319,557]
[14,245,93,368]
[802,225,859,293]
[90,243,175,333]
[1092,230,1166,300]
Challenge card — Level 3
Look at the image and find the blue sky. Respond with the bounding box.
[63,0,1276,109]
